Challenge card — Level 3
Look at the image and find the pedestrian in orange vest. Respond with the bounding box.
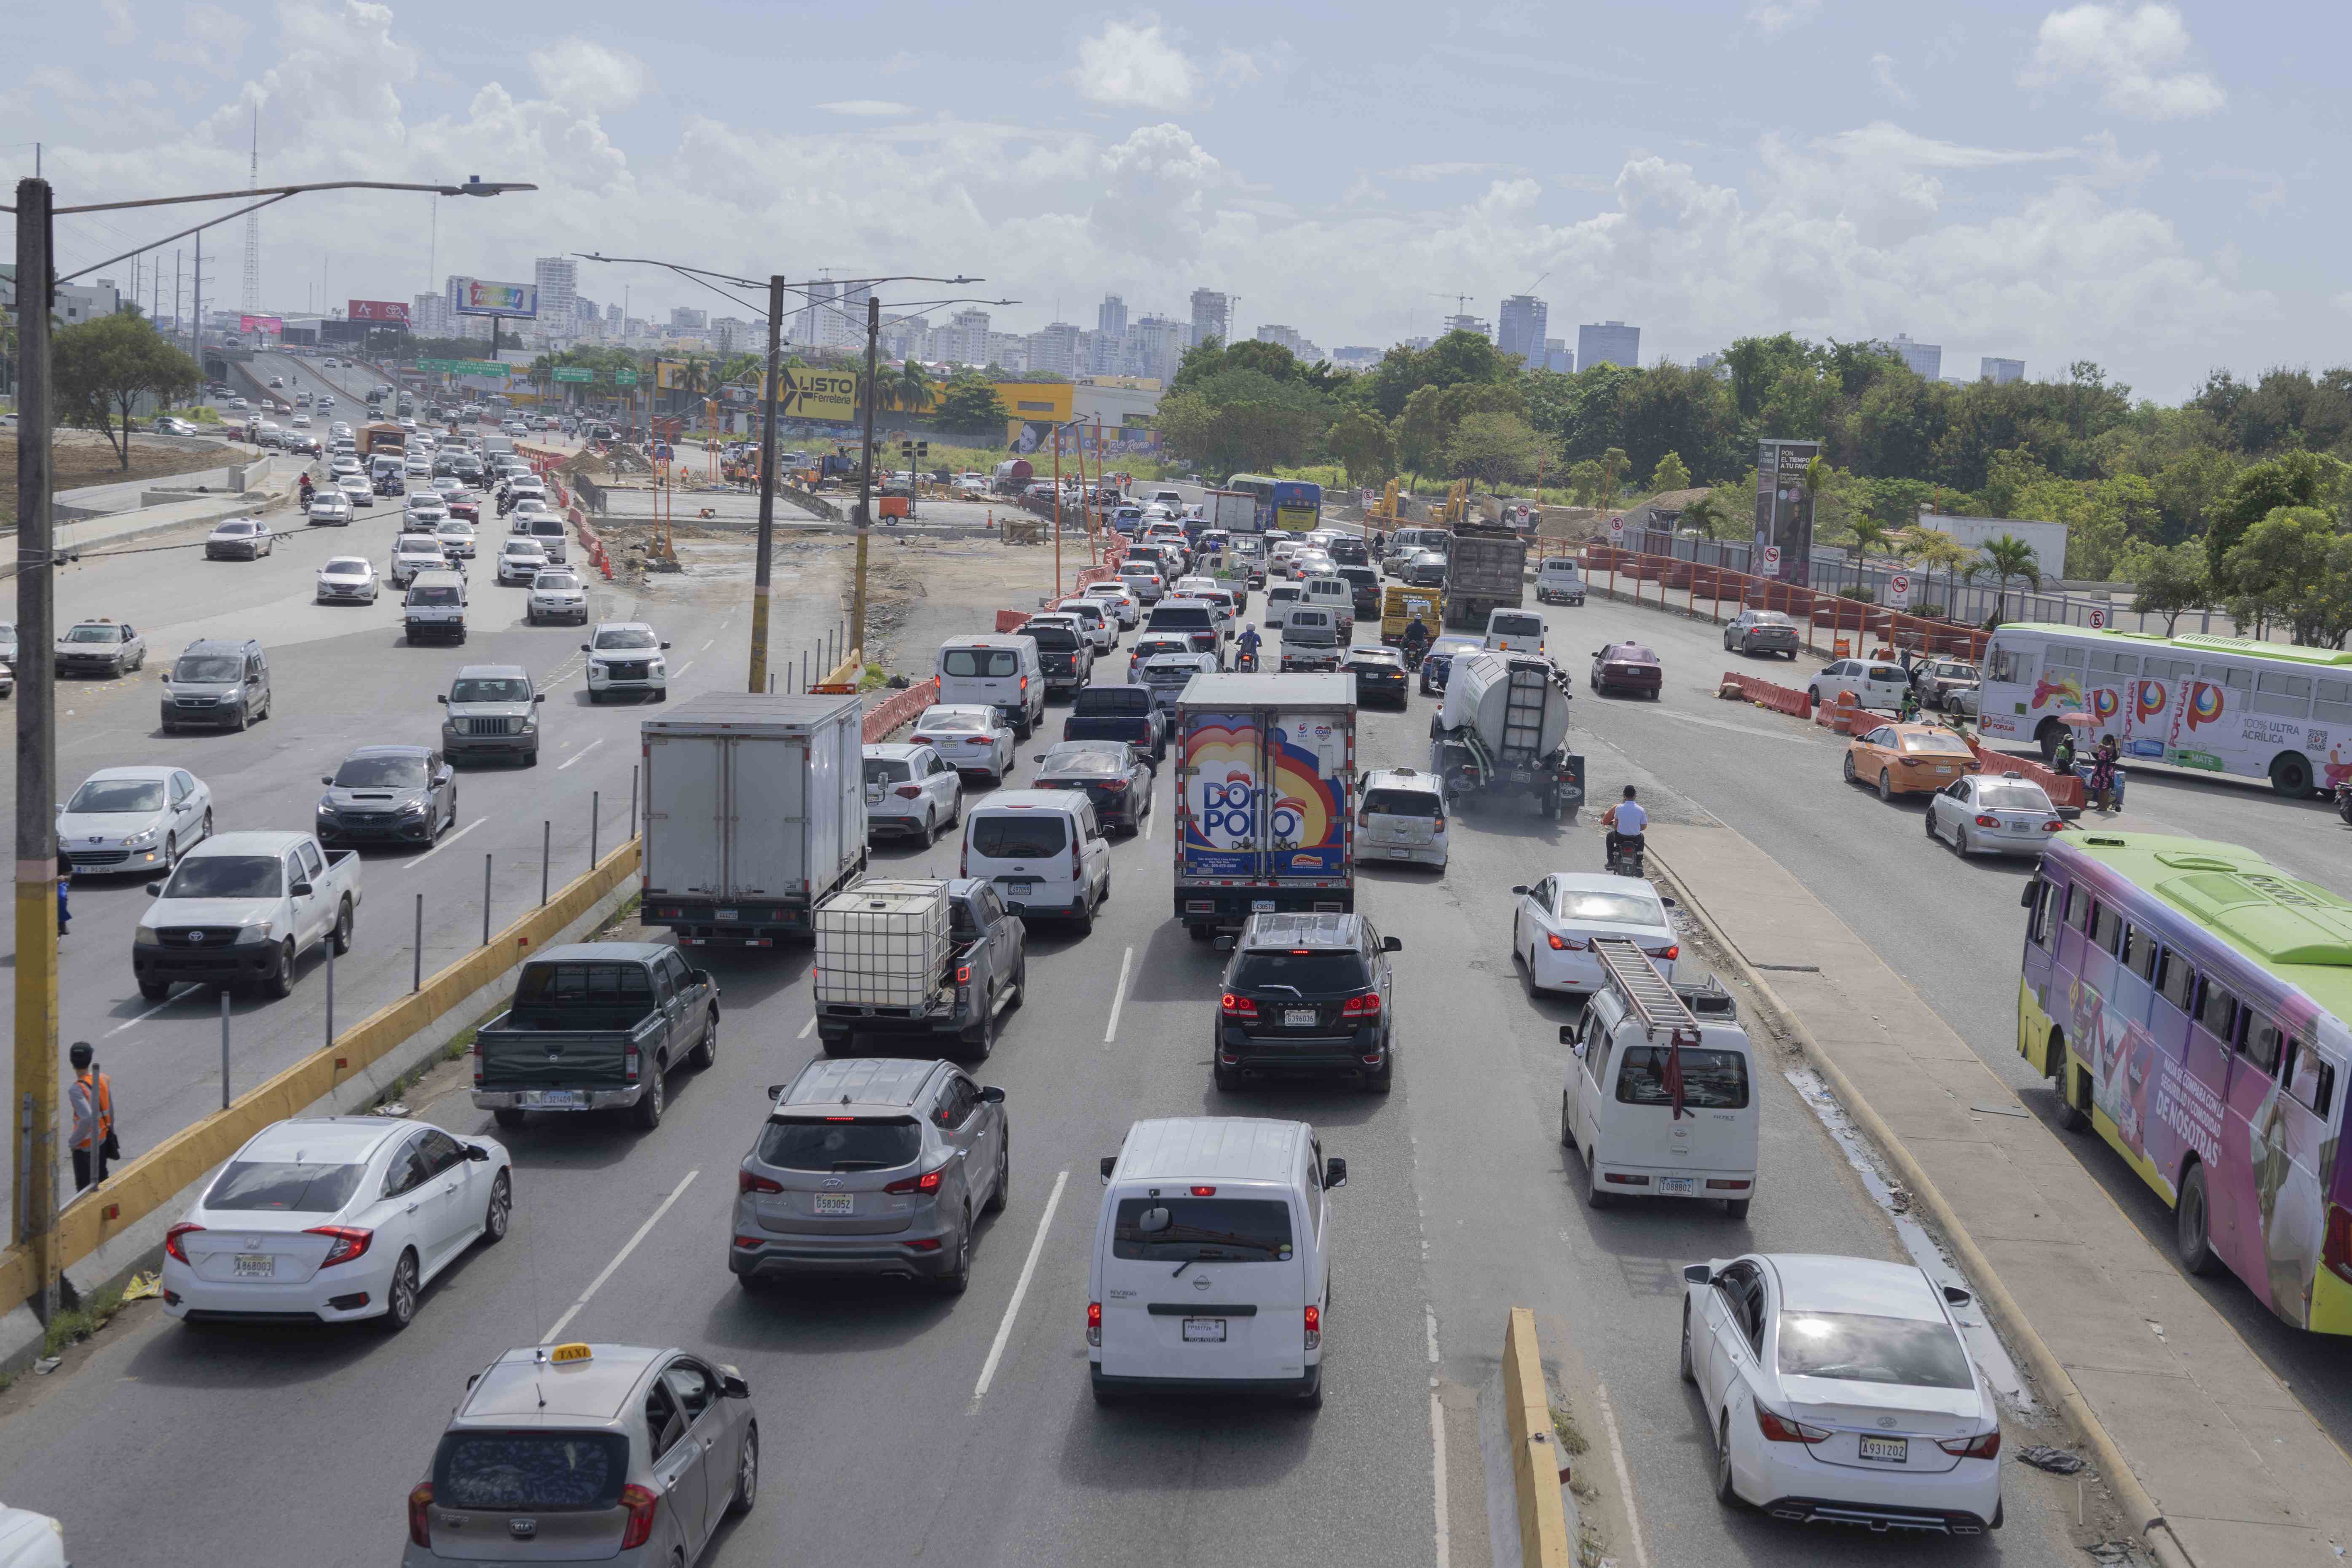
[68,1042,118,1190]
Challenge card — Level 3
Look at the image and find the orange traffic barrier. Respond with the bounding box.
[1966,739,2086,809]
[994,609,1030,633]
[1718,671,1813,719]
[862,678,941,743]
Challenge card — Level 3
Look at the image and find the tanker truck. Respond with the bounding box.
[1428,650,1583,818]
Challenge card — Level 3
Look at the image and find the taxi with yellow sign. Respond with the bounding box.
[1842,721,1981,801]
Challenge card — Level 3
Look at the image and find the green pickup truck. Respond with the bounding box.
[471,943,721,1131]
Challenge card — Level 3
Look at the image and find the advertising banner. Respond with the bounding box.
[449,278,540,319]
[1268,710,1350,877]
[347,299,410,323]
[1179,712,1263,881]
[755,365,858,421]
[239,314,283,334]
[1754,438,1821,585]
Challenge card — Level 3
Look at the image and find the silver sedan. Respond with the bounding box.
[1924,772,2063,856]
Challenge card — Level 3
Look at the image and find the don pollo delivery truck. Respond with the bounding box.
[1172,672,1356,938]
[640,693,867,947]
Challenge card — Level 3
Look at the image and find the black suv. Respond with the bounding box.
[1214,912,1401,1093]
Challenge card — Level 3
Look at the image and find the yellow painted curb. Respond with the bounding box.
[1503,1306,1574,1568]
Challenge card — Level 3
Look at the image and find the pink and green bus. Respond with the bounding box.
[2019,832,2352,1329]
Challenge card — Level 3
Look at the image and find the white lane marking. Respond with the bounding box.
[1144,788,1157,841]
[542,1168,700,1343]
[403,815,486,868]
[106,985,195,1037]
[1430,1389,1451,1568]
[671,660,694,680]
[1425,1303,1441,1364]
[700,638,715,651]
[557,737,606,771]
[1594,1380,1650,1568]
[972,1168,1068,1405]
[797,1017,815,1040]
[1102,945,1134,1044]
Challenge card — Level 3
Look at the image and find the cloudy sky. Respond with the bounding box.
[7,1,2341,397]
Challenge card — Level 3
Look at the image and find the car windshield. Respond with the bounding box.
[863,758,911,784]
[1934,663,1978,680]
[593,629,658,650]
[323,559,368,576]
[204,1159,367,1212]
[1491,614,1543,637]
[435,1433,627,1512]
[1026,625,1080,649]
[163,855,282,898]
[1747,612,1793,626]
[63,626,118,643]
[1231,949,1371,992]
[534,573,579,590]
[334,755,430,788]
[1899,732,1973,755]
[214,521,254,536]
[66,778,165,813]
[919,709,991,733]
[1607,646,1658,663]
[1557,890,1664,925]
[450,678,531,702]
[1615,1046,1750,1109]
[1112,1197,1295,1263]
[1776,1310,1974,1389]
[1348,651,1404,668]
[758,1117,922,1172]
[173,655,243,683]
[1978,783,2054,811]
[970,814,1069,858]
[943,649,1018,678]
[1362,786,1440,818]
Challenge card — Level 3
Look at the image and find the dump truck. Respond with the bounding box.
[1442,524,1529,631]
[1172,672,1356,937]
[1430,650,1582,818]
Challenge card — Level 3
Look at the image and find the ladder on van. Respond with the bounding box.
[1593,938,1697,1037]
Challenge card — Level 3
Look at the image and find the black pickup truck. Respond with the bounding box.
[471,943,721,1132]
[814,879,1027,1061]
[1021,617,1094,696]
[1063,683,1167,761]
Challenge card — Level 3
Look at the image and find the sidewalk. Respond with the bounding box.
[1650,820,2350,1568]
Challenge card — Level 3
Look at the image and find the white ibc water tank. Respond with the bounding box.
[1440,651,1570,759]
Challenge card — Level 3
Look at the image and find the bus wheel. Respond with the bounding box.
[2054,1049,2089,1133]
[2270,751,2315,799]
[2176,1163,2221,1276]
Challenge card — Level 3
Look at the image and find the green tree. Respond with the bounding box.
[1446,413,1554,487]
[1896,526,1976,619]
[1597,446,1631,511]
[1326,407,1397,486]
[2223,507,2352,644]
[1965,534,2043,625]
[2121,542,2213,636]
[2205,450,2350,583]
[897,359,936,417]
[1647,450,1691,493]
[933,375,1008,435]
[1680,490,1738,541]
[1564,458,1603,506]
[51,312,203,469]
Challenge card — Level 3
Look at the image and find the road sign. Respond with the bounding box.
[1888,572,1913,606]
[1761,544,1782,573]
[613,368,638,386]
[1608,517,1625,542]
[552,367,592,383]
[2087,608,2107,630]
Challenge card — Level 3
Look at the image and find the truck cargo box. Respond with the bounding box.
[1173,673,1356,932]
[814,879,951,1008]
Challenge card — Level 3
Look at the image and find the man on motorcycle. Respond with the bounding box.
[1400,615,1431,667]
[1235,623,1263,670]
[1600,785,1647,875]
[298,472,315,505]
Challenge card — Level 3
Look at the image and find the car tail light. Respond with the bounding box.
[904,1237,942,1251]
[407,1482,434,1547]
[1304,1304,1321,1351]
[1221,993,1259,1019]
[1705,1179,1752,1190]
[2043,820,2065,832]
[306,1226,373,1268]
[1650,945,1679,962]
[1604,1173,1651,1186]
[956,963,972,986]
[739,1168,783,1195]
[1976,815,2000,828]
[884,1166,946,1196]
[164,1222,203,1265]
[1101,778,1128,791]
[1546,932,1581,951]
[1188,1186,1217,1197]
[1342,992,1382,1019]
[960,842,969,875]
[618,1483,659,1550]
[1937,1428,2002,1461]
[1431,815,1444,833]
[1087,1301,1102,1346]
[624,1047,641,1082]
[894,784,923,799]
[1756,1407,1832,1444]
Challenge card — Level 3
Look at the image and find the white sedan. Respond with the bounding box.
[1510,871,1679,994]
[909,705,1017,783]
[327,455,362,478]
[163,1117,512,1332]
[336,474,375,508]
[316,556,379,604]
[57,765,212,877]
[433,520,477,561]
[1924,772,2064,857]
[1682,1253,2004,1535]
[863,743,963,842]
[526,567,588,625]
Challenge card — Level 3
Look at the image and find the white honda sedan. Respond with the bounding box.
[909,704,1016,783]
[1682,1254,2004,1536]
[863,742,963,842]
[163,1117,512,1332]
[1510,871,1679,994]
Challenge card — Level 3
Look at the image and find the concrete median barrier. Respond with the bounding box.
[1501,1307,1575,1568]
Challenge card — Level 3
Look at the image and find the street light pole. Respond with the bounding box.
[11,179,60,1324]
[850,294,879,664]
[747,273,782,693]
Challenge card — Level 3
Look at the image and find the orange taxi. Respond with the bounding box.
[1843,722,1980,800]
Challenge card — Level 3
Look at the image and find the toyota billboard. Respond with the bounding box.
[348,299,410,323]
[449,278,539,319]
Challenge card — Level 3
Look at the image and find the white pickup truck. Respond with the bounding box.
[131,830,361,1000]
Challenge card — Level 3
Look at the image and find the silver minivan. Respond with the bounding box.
[959,790,1110,931]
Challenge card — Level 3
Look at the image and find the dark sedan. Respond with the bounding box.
[1031,742,1154,833]
[1400,551,1449,589]
[1342,645,1410,708]
[1589,641,1663,698]
[315,743,456,848]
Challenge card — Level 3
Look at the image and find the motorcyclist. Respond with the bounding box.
[1400,616,1432,667]
[1898,685,1922,723]
[1600,785,1647,875]
[297,471,315,505]
[1235,623,1263,669]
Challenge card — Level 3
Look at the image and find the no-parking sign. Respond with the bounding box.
[1608,517,1625,542]
[1888,572,1913,607]
[2088,608,2107,630]
[1761,544,1782,573]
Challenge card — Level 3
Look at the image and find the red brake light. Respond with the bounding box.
[895,784,923,799]
[1431,815,1444,832]
[165,1222,204,1265]
[2043,820,2065,831]
[1087,1300,1102,1346]
[739,1168,783,1195]
[1221,993,1258,1018]
[1975,815,1999,828]
[407,1482,434,1547]
[1756,1407,1831,1444]
[1546,932,1574,951]
[956,964,971,985]
[618,1483,659,1550]
[1304,1303,1321,1350]
[1189,1186,1217,1196]
[884,1167,946,1196]
[306,1226,373,1268]
[1937,1428,2002,1461]
[1342,992,1382,1018]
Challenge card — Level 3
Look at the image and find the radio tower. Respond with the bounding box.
[240,99,261,314]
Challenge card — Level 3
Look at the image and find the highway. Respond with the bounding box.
[0,525,2114,1566]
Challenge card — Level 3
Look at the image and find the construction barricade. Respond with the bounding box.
[1716,671,1814,719]
[863,678,941,743]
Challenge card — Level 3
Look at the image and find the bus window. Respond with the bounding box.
[2088,649,2140,677]
[2286,1041,2335,1117]
[2091,902,2125,957]
[2200,662,2252,694]
[2044,644,2084,676]
[2027,881,2057,949]
[2242,1015,2286,1077]
[2318,678,2352,726]
[1985,643,2028,686]
[2251,671,2312,719]
[2196,979,2240,1045]
[2155,950,2197,1015]
[2065,883,2092,932]
[2146,657,2196,683]
[2123,926,2160,984]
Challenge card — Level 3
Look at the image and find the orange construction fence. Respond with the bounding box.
[1967,740,2087,809]
[863,678,942,743]
[1717,671,1813,719]
[1579,544,1991,662]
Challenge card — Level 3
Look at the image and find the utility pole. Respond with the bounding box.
[12,179,62,1325]
[850,294,879,663]
[747,274,783,692]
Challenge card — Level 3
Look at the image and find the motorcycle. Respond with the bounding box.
[1401,639,1428,673]
[2336,780,2352,826]
[1604,832,1646,880]
[1235,645,1260,673]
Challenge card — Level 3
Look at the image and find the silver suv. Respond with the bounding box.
[403,1343,758,1565]
[438,665,543,766]
[730,1056,1008,1295]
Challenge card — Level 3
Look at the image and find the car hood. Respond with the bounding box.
[139,898,278,930]
[324,785,429,811]
[55,640,121,656]
[533,586,586,599]
[318,571,371,584]
[164,678,240,698]
[447,702,534,721]
[57,808,167,844]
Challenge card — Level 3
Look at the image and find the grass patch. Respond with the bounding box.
[42,1284,128,1357]
[858,662,889,692]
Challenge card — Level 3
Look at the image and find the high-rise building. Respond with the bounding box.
[413,292,455,337]
[1886,333,1941,379]
[1443,313,1492,340]
[1028,322,1083,377]
[1576,320,1639,370]
[670,306,707,332]
[936,308,991,366]
[986,332,1029,371]
[1128,314,1188,383]
[1541,338,1574,374]
[534,257,578,339]
[1497,295,1548,362]
[1255,324,1323,362]
[1189,288,1230,348]
[605,302,624,330]
[1981,357,2025,384]
[1097,294,1127,342]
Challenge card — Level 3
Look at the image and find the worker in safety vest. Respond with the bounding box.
[68,1041,118,1190]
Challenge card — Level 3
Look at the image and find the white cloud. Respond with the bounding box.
[172,4,247,74]
[1072,17,1199,111]
[2020,4,2224,119]
[1214,48,1260,87]
[814,100,915,117]
[1871,53,1912,106]
[1745,0,1820,34]
[102,0,134,46]
[527,38,647,111]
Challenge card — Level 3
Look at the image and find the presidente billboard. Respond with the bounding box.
[348,299,410,323]
[449,278,539,319]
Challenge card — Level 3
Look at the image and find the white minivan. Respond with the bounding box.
[1484,606,1547,656]
[936,635,1046,737]
[1299,575,1354,638]
[960,789,1111,930]
[1089,1116,1346,1408]
[1558,939,1757,1217]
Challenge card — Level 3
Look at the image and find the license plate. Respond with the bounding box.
[714,909,739,921]
[1004,879,1037,897]
[1859,1435,1908,1463]
[1389,848,1410,858]
[1659,1177,1695,1195]
[527,1090,588,1108]
[1182,1318,1227,1343]
[233,1254,276,1279]
[1284,1008,1317,1028]
[1252,900,1275,912]
[813,1193,854,1216]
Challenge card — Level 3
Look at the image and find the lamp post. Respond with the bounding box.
[8,172,532,1324]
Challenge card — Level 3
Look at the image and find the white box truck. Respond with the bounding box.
[1205,488,1259,535]
[1172,672,1356,938]
[640,693,866,947]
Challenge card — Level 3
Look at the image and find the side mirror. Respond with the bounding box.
[146,882,164,897]
[290,880,315,897]
[1033,754,1045,764]
[661,641,673,650]
[1683,1263,1714,1286]
[766,1084,785,1101]
[1099,1155,1117,1182]
[464,1144,490,1162]
[1942,1285,1973,1307]
[322,776,336,786]
[581,643,592,652]
[1661,896,1677,909]
[1560,1025,1580,1046]
[1382,935,1402,952]
[1323,1157,1348,1190]
[533,693,546,703]
[719,1367,751,1399]
[436,694,447,703]
[979,1085,1006,1104]
[1213,935,1235,952]
[1511,885,1529,896]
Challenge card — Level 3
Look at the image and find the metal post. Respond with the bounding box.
[12,178,62,1324]
[630,765,640,842]
[482,853,493,947]
[541,820,551,906]
[413,892,423,992]
[217,987,233,1108]
[590,791,600,868]
[747,273,784,693]
[324,938,335,1050]
[851,295,879,659]
[801,649,808,691]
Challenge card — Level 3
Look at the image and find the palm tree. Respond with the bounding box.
[898,358,936,418]
[1897,526,1974,618]
[1680,490,1733,541]
[1847,516,1893,592]
[1965,533,2043,625]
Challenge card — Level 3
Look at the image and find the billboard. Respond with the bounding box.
[1753,438,1821,585]
[755,365,860,422]
[449,278,539,319]
[348,299,410,323]
[239,314,283,334]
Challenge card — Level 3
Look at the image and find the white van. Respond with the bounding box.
[1278,608,1341,672]
[1299,575,1354,637]
[1559,939,1757,1217]
[402,568,468,644]
[936,635,1045,737]
[1534,557,1586,606]
[1484,606,1547,656]
[1089,1116,1346,1407]
[1261,583,1304,631]
[960,789,1110,930]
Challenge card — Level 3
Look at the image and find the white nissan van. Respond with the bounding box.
[1088,1117,1347,1408]
[959,790,1111,932]
[936,635,1045,737]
